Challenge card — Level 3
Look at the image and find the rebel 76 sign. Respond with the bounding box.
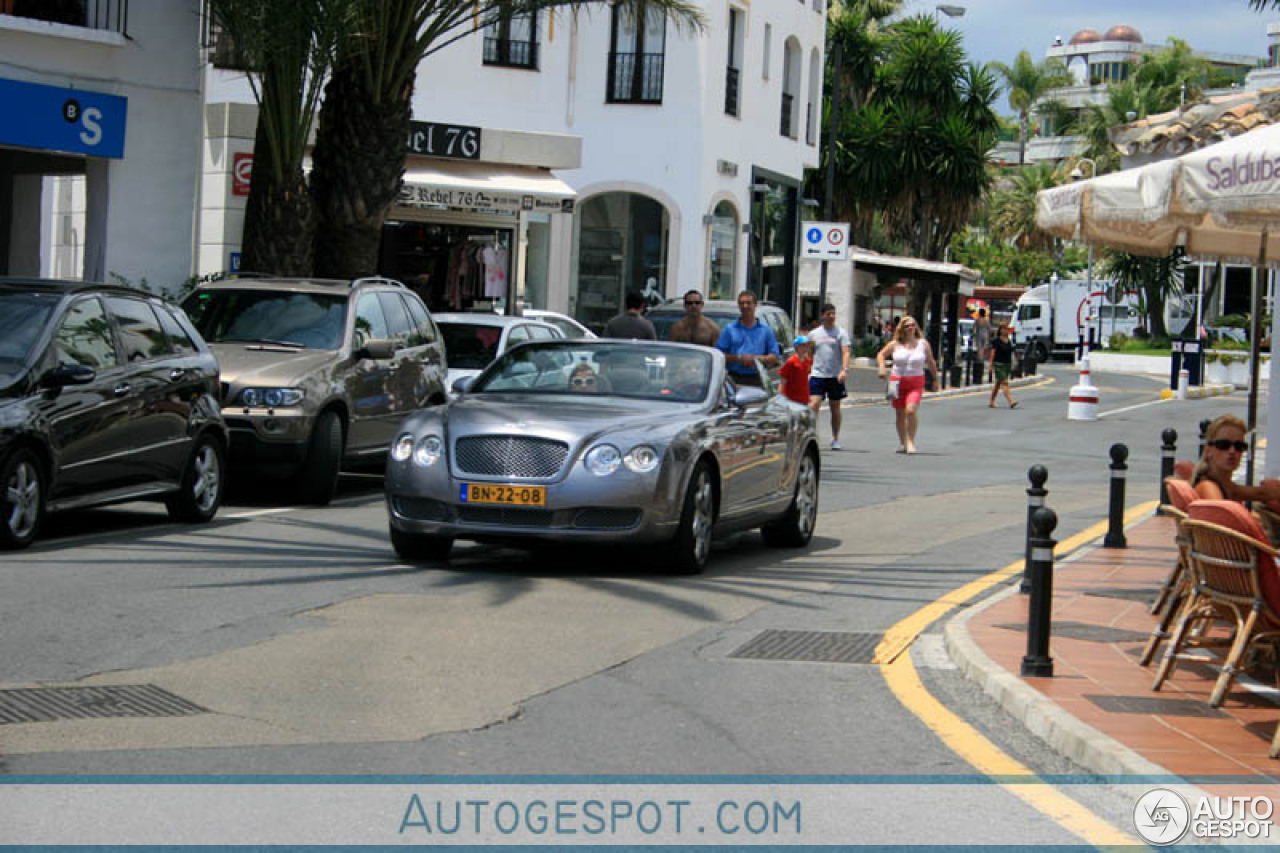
[406,121,481,160]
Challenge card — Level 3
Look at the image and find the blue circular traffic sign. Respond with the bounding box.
[806,227,823,244]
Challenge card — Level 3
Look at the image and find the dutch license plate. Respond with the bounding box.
[460,483,547,507]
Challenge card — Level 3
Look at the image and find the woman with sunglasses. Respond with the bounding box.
[875,314,938,455]
[567,363,601,393]
[1192,414,1280,502]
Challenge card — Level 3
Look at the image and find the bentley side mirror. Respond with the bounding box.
[730,386,768,407]
[451,376,475,395]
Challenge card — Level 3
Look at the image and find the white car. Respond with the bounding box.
[522,309,596,339]
[434,312,564,395]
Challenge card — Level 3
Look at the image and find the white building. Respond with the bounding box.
[1026,23,1263,164]
[202,2,826,331]
[0,1,203,289]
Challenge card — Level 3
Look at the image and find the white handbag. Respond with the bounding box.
[886,379,900,401]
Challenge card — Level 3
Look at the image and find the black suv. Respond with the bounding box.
[182,276,447,504]
[0,280,228,549]
[647,298,796,353]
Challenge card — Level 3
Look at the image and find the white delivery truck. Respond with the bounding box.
[1010,279,1141,362]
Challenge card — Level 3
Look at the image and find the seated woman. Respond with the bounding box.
[1193,414,1280,503]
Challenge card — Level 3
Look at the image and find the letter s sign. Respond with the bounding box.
[79,107,103,147]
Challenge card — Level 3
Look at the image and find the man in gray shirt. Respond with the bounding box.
[604,291,657,340]
[807,303,851,450]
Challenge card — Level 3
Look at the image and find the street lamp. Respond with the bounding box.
[935,4,966,21]
[1070,158,1100,350]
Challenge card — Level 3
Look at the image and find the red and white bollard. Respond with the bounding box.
[1068,357,1099,421]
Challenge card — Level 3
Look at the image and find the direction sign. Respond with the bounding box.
[801,221,850,261]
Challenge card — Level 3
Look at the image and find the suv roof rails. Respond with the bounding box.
[212,270,275,280]
[351,276,407,289]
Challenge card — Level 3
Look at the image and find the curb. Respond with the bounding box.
[1158,384,1237,399]
[847,374,1052,406]
[942,581,1172,777]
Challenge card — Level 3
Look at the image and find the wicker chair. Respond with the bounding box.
[1150,477,1199,616]
[1152,500,1280,707]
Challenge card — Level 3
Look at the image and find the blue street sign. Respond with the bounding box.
[0,77,127,159]
[806,227,823,244]
[229,252,241,273]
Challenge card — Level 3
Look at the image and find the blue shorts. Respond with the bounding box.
[808,376,847,401]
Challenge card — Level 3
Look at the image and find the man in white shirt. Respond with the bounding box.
[807,303,851,450]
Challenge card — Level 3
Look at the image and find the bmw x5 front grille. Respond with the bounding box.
[454,435,568,479]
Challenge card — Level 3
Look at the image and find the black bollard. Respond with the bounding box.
[1104,443,1128,548]
[1158,428,1177,515]
[1021,506,1059,678]
[1199,418,1212,459]
[1022,465,1049,593]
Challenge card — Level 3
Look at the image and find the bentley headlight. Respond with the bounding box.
[584,444,622,476]
[413,435,443,467]
[623,445,660,473]
[391,433,415,463]
[237,387,303,407]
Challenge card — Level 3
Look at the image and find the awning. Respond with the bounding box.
[397,161,576,215]
[848,248,980,295]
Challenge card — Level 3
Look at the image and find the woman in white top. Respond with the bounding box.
[875,315,938,454]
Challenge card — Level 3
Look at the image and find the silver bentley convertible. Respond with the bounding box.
[384,339,820,572]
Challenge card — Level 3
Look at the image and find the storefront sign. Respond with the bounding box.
[397,183,573,215]
[717,159,738,177]
[0,77,127,158]
[406,121,482,160]
[232,152,253,196]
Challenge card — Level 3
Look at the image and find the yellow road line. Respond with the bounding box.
[875,500,1159,845]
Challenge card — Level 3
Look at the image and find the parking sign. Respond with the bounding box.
[801,222,850,261]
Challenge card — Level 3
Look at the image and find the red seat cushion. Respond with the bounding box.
[1166,477,1199,513]
[1173,460,1195,481]
[1187,499,1280,615]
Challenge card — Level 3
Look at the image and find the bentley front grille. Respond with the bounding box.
[454,435,569,479]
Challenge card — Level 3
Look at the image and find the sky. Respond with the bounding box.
[900,0,1277,113]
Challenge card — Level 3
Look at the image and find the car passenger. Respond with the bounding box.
[568,362,600,393]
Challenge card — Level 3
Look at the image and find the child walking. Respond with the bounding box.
[780,335,813,405]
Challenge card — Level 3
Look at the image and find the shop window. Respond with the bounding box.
[483,5,539,70]
[608,3,666,103]
[575,192,669,333]
[708,201,738,301]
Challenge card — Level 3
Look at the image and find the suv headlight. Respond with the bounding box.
[237,387,304,408]
[584,444,621,476]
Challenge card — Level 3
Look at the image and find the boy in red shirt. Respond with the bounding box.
[779,335,813,405]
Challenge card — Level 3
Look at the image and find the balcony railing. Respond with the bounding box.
[724,65,740,116]
[780,92,795,138]
[2,0,128,35]
[607,51,664,104]
[483,36,538,70]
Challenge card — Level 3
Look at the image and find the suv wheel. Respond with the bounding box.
[0,448,44,550]
[297,411,344,505]
[166,435,225,523]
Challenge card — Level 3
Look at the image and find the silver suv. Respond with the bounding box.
[182,276,446,504]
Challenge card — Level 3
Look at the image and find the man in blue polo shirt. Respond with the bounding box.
[716,290,780,387]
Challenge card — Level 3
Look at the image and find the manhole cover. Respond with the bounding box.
[1085,587,1158,603]
[0,684,207,724]
[729,630,883,664]
[995,622,1150,644]
[1085,695,1228,718]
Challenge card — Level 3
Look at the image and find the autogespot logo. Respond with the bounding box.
[1134,788,1190,845]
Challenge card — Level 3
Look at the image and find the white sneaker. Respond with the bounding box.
[830,439,842,450]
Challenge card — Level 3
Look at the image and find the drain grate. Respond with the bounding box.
[1085,695,1227,718]
[995,621,1150,644]
[729,630,883,664]
[1084,587,1159,604]
[0,684,208,724]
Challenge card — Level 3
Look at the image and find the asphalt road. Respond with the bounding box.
[0,363,1257,844]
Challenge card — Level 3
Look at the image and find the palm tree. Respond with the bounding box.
[990,50,1068,165]
[988,161,1059,252]
[834,14,997,319]
[1071,79,1161,170]
[1100,247,1187,339]
[207,0,348,274]
[310,0,706,279]
[1132,38,1211,110]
